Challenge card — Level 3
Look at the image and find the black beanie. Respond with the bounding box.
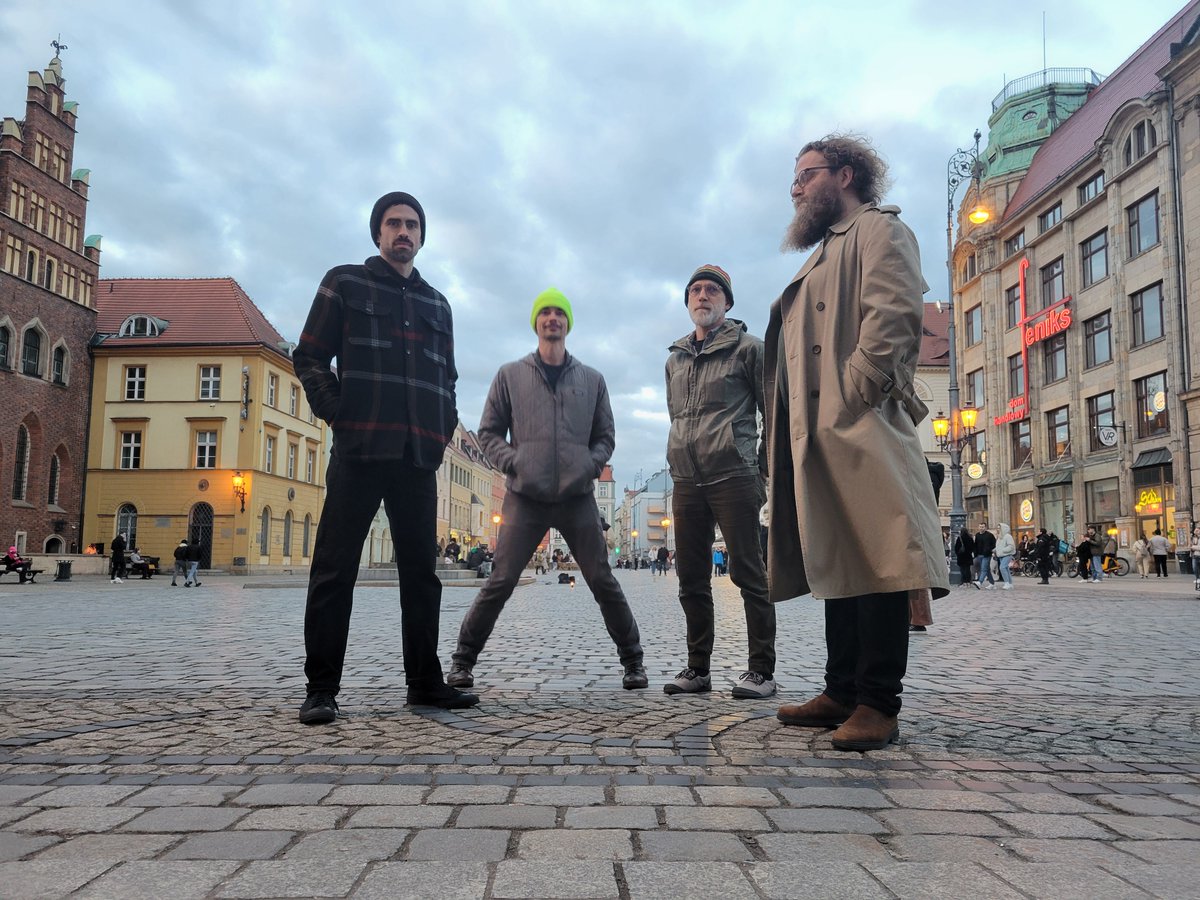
[685,264,734,310]
[370,192,426,247]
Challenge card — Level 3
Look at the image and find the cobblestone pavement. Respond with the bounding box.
[1,569,1198,898]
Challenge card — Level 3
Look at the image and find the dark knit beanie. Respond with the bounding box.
[370,192,426,247]
[685,264,733,309]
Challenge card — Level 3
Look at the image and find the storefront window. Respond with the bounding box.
[1085,477,1120,538]
[1133,464,1176,545]
[966,496,988,531]
[1039,484,1073,543]
[1009,491,1035,542]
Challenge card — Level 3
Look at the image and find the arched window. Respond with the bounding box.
[303,514,312,557]
[260,506,272,556]
[43,257,56,291]
[47,453,60,505]
[11,425,30,501]
[118,315,161,337]
[116,503,138,548]
[0,325,10,368]
[24,248,37,282]
[22,328,41,377]
[283,511,293,557]
[52,346,66,384]
[1124,119,1158,167]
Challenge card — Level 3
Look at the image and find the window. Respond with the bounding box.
[8,181,27,220]
[1127,192,1159,256]
[1010,419,1032,469]
[1003,231,1025,258]
[1134,371,1169,438]
[1005,284,1021,328]
[3,234,22,275]
[120,431,142,469]
[1042,334,1067,384]
[1087,392,1116,452]
[195,431,217,469]
[199,366,221,400]
[287,443,297,479]
[125,366,146,400]
[1084,312,1112,368]
[0,325,9,367]
[1123,119,1158,166]
[961,253,977,283]
[1046,406,1070,459]
[289,385,299,416]
[25,248,38,282]
[118,315,160,337]
[1131,282,1164,346]
[1008,353,1025,398]
[268,374,278,407]
[21,328,42,377]
[1040,258,1064,310]
[260,507,272,556]
[1078,171,1104,205]
[52,346,66,384]
[116,504,138,548]
[283,511,293,557]
[966,369,985,408]
[47,453,60,506]
[303,514,312,557]
[306,449,316,484]
[11,425,30,500]
[964,305,982,346]
[265,436,275,474]
[43,257,56,291]
[1080,230,1107,288]
[1038,203,1062,233]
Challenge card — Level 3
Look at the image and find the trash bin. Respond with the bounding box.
[1179,551,1193,576]
[54,559,73,582]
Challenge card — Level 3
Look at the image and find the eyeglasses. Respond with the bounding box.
[792,165,841,190]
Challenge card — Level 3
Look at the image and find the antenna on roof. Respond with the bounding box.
[1042,11,1047,71]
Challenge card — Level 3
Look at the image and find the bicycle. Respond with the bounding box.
[1067,555,1130,578]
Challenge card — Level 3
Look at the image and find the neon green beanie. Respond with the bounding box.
[530,287,574,333]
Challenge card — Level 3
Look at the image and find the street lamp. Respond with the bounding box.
[231,470,246,513]
[943,129,989,583]
[631,528,638,559]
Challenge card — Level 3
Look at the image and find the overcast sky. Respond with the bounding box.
[1,1,1188,491]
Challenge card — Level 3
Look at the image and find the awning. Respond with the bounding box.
[965,485,988,498]
[1132,448,1172,468]
[1036,469,1074,487]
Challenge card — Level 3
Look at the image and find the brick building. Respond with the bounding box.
[0,53,100,555]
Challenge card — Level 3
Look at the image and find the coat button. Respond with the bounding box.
[812,345,821,355]
[810,390,819,399]
[816,302,826,311]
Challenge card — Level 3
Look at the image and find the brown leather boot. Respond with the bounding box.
[830,705,899,751]
[777,694,854,727]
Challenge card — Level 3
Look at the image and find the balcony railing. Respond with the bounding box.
[992,68,1102,111]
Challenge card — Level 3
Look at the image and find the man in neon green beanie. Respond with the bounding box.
[447,288,648,692]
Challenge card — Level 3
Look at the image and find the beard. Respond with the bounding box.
[382,241,416,267]
[689,305,725,333]
[781,184,844,252]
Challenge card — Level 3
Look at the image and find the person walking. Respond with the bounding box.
[954,527,976,587]
[1100,532,1118,580]
[655,544,670,577]
[446,288,646,692]
[1076,528,1096,582]
[109,532,127,584]
[1188,525,1200,589]
[662,263,776,699]
[184,537,203,587]
[973,523,996,589]
[765,134,949,751]
[995,523,1015,591]
[170,539,188,586]
[293,191,478,725]
[1132,534,1151,579]
[1034,528,1054,584]
[1148,529,1171,578]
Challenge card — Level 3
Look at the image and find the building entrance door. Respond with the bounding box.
[189,503,214,568]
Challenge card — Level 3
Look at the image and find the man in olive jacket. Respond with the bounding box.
[663,264,776,699]
[766,135,949,751]
[446,288,647,691]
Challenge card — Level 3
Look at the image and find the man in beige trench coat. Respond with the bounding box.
[766,134,950,750]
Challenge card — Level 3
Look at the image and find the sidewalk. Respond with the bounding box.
[1,570,1197,898]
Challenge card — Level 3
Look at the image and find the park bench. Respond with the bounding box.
[128,556,160,579]
[0,564,44,584]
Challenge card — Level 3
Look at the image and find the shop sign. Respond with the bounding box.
[1135,488,1163,514]
[966,462,984,480]
[1019,498,1034,523]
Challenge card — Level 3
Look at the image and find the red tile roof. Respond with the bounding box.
[94,278,289,355]
[920,303,950,367]
[1003,1,1200,222]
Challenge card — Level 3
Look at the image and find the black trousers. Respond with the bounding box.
[453,491,642,669]
[821,591,909,718]
[1153,554,1169,577]
[304,455,445,696]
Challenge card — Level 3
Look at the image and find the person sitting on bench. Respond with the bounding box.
[4,546,32,573]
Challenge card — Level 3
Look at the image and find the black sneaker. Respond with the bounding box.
[298,692,339,725]
[446,663,474,688]
[622,664,649,690]
[406,684,480,709]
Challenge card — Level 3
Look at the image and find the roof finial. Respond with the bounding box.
[51,35,68,60]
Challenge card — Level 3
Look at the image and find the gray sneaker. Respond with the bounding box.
[731,671,776,698]
[663,667,712,695]
[446,663,474,688]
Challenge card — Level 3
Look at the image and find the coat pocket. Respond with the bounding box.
[344,295,393,349]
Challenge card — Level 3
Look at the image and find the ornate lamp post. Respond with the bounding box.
[943,130,989,583]
[231,470,247,514]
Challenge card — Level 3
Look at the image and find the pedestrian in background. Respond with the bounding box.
[954,527,975,587]
[974,523,996,589]
[655,545,670,576]
[171,539,188,586]
[109,531,127,584]
[1189,525,1200,588]
[1132,534,1151,578]
[995,523,1015,591]
[1076,528,1096,582]
[184,538,203,587]
[1148,529,1171,577]
[1034,528,1054,584]
[1101,532,1118,579]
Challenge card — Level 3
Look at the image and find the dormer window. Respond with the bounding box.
[1123,119,1157,167]
[119,315,164,337]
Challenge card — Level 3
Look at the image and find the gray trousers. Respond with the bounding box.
[452,491,643,669]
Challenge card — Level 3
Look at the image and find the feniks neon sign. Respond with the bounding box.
[992,257,1073,426]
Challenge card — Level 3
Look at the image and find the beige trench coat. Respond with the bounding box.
[764,203,950,603]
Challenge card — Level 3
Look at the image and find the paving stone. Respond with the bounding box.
[344,805,452,828]
[0,859,117,898]
[1003,792,1106,814]
[766,808,888,834]
[1088,814,1200,839]
[425,784,511,805]
[564,805,658,829]
[881,788,1016,812]
[354,861,490,900]
[779,787,891,809]
[282,827,405,860]
[995,812,1112,839]
[232,783,334,806]
[1097,860,1200,899]
[233,805,345,830]
[1096,794,1200,816]
[881,834,1010,863]
[0,806,35,827]
[0,786,52,805]
[0,832,59,861]
[164,830,292,860]
[455,805,556,828]
[323,784,428,806]
[612,785,695,805]
[512,786,606,806]
[405,828,509,862]
[756,833,893,864]
[121,806,248,832]
[214,857,364,898]
[1007,838,1145,866]
[123,785,243,807]
[34,833,180,861]
[662,806,770,831]
[862,861,1026,899]
[693,785,779,807]
[637,831,752,861]
[22,785,141,807]
[1113,839,1200,864]
[622,861,759,899]
[517,829,633,860]
[875,809,1011,836]
[77,860,239,899]
[491,860,618,898]
[981,860,1153,899]
[745,860,891,899]
[9,806,143,834]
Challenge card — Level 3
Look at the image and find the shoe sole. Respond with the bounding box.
[831,726,900,751]
[623,680,649,690]
[298,709,337,726]
[731,686,776,699]
[777,712,846,727]
[406,695,481,709]
[446,676,474,688]
[663,682,711,695]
